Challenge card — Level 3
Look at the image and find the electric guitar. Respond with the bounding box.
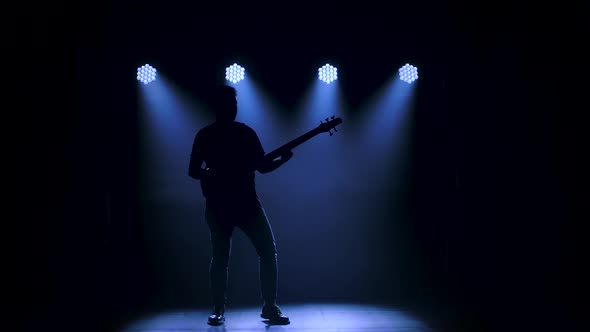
[200,116,343,197]
[261,115,343,162]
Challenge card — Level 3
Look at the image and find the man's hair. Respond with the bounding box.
[212,85,237,110]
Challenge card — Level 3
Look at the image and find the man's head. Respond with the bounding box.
[212,85,238,122]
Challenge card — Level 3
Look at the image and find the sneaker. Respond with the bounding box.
[261,303,290,325]
[207,305,225,325]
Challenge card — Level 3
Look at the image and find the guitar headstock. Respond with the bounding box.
[318,116,343,136]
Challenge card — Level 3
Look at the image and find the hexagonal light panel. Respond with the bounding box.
[137,64,157,84]
[225,63,245,84]
[398,63,419,84]
[318,64,338,84]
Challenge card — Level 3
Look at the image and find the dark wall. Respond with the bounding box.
[424,4,586,331]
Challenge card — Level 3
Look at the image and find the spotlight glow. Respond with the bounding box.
[225,63,245,84]
[137,64,157,84]
[318,64,338,84]
[398,64,418,84]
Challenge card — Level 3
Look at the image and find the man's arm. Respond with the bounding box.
[258,151,293,174]
[188,131,207,180]
[247,126,293,174]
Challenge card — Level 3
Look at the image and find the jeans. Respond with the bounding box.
[205,199,278,306]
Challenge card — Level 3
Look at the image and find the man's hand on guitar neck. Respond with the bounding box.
[279,150,293,164]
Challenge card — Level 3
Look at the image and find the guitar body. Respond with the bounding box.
[200,168,255,199]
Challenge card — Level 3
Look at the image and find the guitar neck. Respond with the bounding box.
[265,128,320,160]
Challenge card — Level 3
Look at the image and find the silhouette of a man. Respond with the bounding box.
[188,85,292,325]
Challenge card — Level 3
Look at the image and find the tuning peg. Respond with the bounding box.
[333,127,338,132]
[331,115,335,119]
[329,130,333,136]
[325,117,329,122]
